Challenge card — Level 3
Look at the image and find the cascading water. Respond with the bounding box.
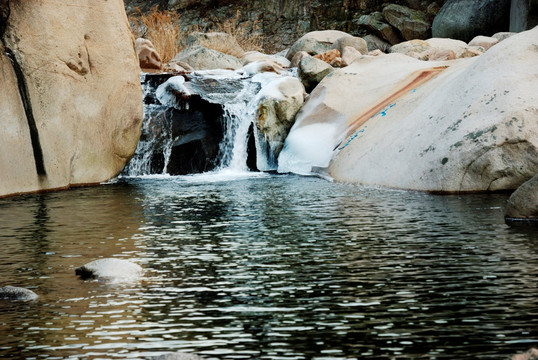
[123,68,297,177]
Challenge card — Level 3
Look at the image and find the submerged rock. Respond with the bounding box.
[0,286,38,301]
[75,258,143,281]
[505,174,538,225]
[149,353,203,360]
[279,28,538,192]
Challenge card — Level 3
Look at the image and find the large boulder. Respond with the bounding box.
[505,173,538,224]
[0,0,143,198]
[286,30,352,60]
[278,28,538,193]
[256,76,305,164]
[382,4,431,40]
[0,286,38,301]
[173,46,243,71]
[432,0,512,42]
[75,258,144,281]
[298,55,335,93]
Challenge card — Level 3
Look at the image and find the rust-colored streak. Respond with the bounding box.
[345,66,448,138]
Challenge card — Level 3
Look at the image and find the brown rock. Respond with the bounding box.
[135,38,162,71]
[314,49,341,65]
[342,46,364,66]
[0,0,143,197]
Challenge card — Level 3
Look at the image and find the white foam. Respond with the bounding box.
[155,76,190,107]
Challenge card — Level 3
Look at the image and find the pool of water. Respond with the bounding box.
[0,173,536,359]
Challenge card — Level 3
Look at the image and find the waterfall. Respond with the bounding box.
[123,68,295,177]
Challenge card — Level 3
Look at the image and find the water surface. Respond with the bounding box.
[0,174,536,359]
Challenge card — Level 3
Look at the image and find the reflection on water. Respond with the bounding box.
[0,174,536,359]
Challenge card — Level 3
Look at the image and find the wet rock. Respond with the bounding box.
[432,0,511,42]
[0,286,38,301]
[256,76,305,163]
[298,55,335,93]
[173,46,242,71]
[382,4,431,40]
[355,12,401,45]
[136,38,162,71]
[76,258,143,280]
[286,30,352,60]
[505,174,538,225]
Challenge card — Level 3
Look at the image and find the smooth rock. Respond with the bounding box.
[241,59,285,75]
[355,12,401,45]
[279,28,538,192]
[425,38,469,58]
[286,30,352,60]
[389,39,430,55]
[341,46,364,66]
[383,4,431,40]
[468,35,499,51]
[511,348,538,360]
[432,0,511,42]
[256,76,305,164]
[0,0,143,197]
[135,38,162,71]
[75,258,144,280]
[505,173,538,224]
[364,34,392,52]
[331,36,368,55]
[173,46,242,70]
[492,32,516,42]
[298,55,335,93]
[241,51,291,68]
[0,286,38,301]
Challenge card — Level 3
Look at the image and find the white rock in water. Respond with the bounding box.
[75,258,143,281]
[0,286,38,301]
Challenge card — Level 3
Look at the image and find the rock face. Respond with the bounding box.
[0,286,38,301]
[278,28,538,193]
[173,46,243,70]
[505,173,538,224]
[0,0,143,198]
[432,0,511,42]
[75,258,144,281]
[382,4,431,40]
[256,76,305,163]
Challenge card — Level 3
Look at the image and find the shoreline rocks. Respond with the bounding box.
[505,174,538,225]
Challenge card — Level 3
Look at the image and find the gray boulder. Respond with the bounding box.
[286,30,352,60]
[298,56,335,93]
[383,4,431,40]
[173,46,242,71]
[0,286,38,301]
[505,173,538,225]
[355,12,401,45]
[364,34,392,52]
[331,36,368,55]
[432,0,511,42]
[76,258,143,281]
